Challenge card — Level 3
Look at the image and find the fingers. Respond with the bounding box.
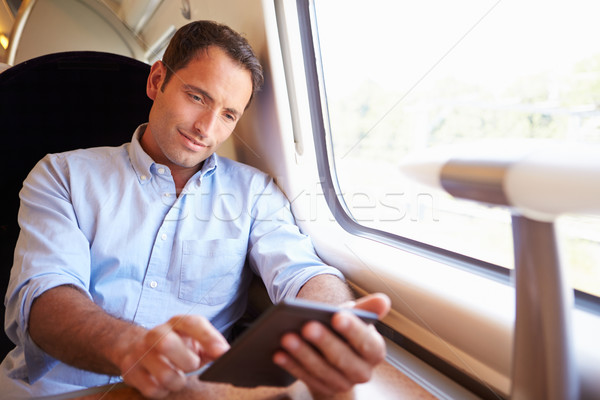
[274,332,353,396]
[331,311,386,364]
[275,293,390,396]
[316,294,389,369]
[148,323,201,372]
[274,319,382,395]
[168,315,230,360]
[119,315,229,399]
[121,351,184,398]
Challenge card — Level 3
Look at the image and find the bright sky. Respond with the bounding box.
[315,0,600,98]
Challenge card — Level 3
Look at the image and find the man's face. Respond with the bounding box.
[142,46,253,172]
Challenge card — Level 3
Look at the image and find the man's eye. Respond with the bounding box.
[189,93,203,103]
[224,113,236,122]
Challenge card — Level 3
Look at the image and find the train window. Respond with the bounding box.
[308,0,600,297]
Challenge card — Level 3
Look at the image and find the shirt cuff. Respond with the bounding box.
[283,266,346,301]
[11,276,91,383]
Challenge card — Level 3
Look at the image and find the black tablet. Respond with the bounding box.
[196,298,378,387]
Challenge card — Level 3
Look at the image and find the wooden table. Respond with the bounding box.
[75,361,436,399]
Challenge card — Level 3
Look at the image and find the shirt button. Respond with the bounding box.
[140,175,147,181]
[161,233,167,240]
[164,192,171,198]
[158,167,165,174]
[150,281,158,288]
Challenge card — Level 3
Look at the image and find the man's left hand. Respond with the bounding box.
[273,293,391,396]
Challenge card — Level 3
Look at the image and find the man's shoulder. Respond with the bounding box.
[23,144,131,193]
[44,143,129,165]
[31,144,130,182]
[216,155,270,180]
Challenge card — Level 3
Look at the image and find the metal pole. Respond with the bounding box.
[510,215,578,400]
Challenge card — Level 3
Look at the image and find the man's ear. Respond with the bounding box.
[147,61,166,100]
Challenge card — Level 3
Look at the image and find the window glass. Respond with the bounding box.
[313,0,600,296]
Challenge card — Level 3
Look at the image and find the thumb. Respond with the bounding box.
[349,293,391,319]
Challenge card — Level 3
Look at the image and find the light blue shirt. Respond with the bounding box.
[1,125,343,398]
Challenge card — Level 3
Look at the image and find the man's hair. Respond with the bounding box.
[161,20,264,106]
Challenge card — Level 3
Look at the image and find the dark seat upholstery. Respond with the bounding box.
[0,51,152,359]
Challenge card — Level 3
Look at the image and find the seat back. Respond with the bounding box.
[0,51,152,358]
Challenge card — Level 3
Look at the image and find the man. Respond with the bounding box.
[1,21,390,398]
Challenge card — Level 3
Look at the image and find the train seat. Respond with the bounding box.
[0,51,153,358]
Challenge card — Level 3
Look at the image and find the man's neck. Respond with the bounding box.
[171,162,203,195]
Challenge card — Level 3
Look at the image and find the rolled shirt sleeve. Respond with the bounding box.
[5,154,94,382]
[247,177,344,302]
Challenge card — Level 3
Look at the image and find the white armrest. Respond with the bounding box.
[399,139,600,221]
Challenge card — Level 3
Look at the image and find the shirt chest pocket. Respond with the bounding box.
[179,239,247,305]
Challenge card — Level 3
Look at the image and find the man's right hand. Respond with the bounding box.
[115,315,230,399]
[28,286,229,399]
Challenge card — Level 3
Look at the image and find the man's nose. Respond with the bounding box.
[194,108,219,136]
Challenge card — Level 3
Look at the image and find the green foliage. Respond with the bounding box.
[329,53,600,162]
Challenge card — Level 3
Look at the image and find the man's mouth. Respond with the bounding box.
[179,130,208,150]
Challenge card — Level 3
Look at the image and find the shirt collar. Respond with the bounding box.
[129,124,154,184]
[128,124,219,186]
[184,151,218,192]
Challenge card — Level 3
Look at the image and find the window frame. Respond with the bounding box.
[257,0,600,397]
